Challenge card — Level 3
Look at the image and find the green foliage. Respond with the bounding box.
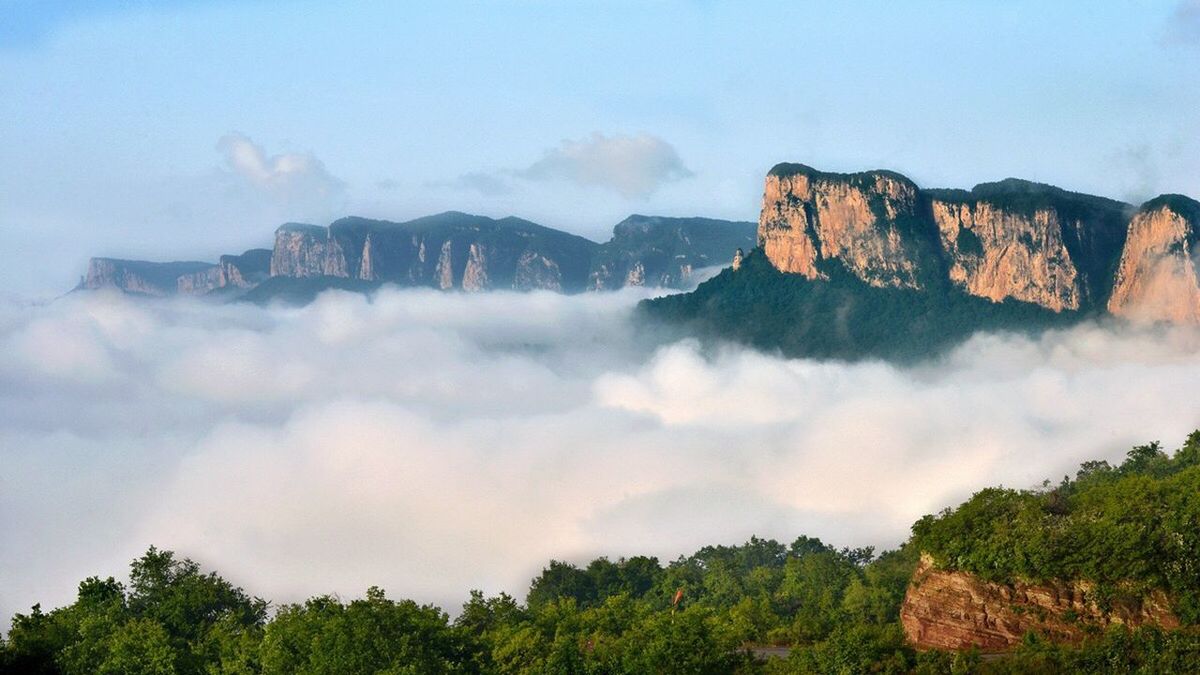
[913,433,1200,622]
[9,434,1200,673]
[641,250,1073,361]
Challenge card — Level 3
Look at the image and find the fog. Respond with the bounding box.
[3,287,1200,626]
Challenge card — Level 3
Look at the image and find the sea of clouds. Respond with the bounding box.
[3,287,1200,626]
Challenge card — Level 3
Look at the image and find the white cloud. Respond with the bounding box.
[2,289,1200,626]
[518,132,694,198]
[216,132,346,215]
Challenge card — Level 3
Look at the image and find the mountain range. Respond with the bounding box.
[643,163,1200,359]
[77,213,757,303]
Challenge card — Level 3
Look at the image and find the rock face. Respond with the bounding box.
[81,248,272,297]
[758,165,1130,312]
[900,555,1178,652]
[217,249,271,289]
[1108,195,1200,323]
[82,258,218,296]
[269,223,329,278]
[266,212,598,292]
[928,180,1128,312]
[759,164,931,289]
[588,215,756,290]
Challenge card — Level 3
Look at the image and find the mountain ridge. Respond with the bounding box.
[77,212,756,301]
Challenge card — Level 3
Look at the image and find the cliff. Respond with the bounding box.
[81,248,272,297]
[81,258,218,296]
[75,211,755,303]
[759,165,1129,311]
[218,249,272,288]
[928,179,1128,312]
[901,555,1178,652]
[266,212,598,293]
[1107,195,1200,323]
[759,164,932,289]
[588,215,756,290]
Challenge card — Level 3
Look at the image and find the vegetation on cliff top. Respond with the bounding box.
[639,249,1074,362]
[913,431,1200,623]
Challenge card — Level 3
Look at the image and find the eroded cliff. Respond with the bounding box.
[1108,195,1200,323]
[758,166,1129,311]
[900,555,1178,652]
[759,164,930,289]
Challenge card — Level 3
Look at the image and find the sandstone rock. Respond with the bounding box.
[1108,195,1200,323]
[901,555,1178,652]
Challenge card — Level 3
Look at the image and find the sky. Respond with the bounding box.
[1,0,1199,297]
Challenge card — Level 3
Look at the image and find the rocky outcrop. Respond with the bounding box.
[588,215,756,290]
[757,165,1130,311]
[81,258,218,296]
[758,164,930,289]
[80,248,271,297]
[928,180,1127,312]
[1108,195,1200,323]
[217,249,271,288]
[269,223,328,278]
[263,213,597,293]
[901,555,1178,652]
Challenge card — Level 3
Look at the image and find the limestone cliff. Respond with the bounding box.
[82,258,218,296]
[81,248,271,297]
[928,180,1127,312]
[901,555,1178,652]
[269,223,328,278]
[217,249,271,289]
[758,165,1129,311]
[759,164,931,289]
[1108,195,1200,323]
[264,213,597,293]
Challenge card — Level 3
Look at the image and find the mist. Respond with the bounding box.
[3,287,1200,627]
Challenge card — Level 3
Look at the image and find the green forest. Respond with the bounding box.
[639,249,1077,362]
[6,434,1200,674]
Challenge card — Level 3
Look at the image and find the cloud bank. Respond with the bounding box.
[517,132,694,198]
[3,289,1200,627]
[216,132,346,216]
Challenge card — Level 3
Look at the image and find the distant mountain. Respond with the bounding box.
[641,162,1200,359]
[75,212,754,302]
[588,215,757,290]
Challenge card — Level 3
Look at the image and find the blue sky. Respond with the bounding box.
[2,0,1198,296]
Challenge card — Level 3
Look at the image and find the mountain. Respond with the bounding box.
[79,249,272,297]
[588,214,756,290]
[642,163,1200,359]
[74,212,754,302]
[1108,194,1200,323]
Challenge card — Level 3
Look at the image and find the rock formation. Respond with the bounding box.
[587,215,756,290]
[900,555,1178,652]
[1108,195,1200,323]
[82,258,218,296]
[759,164,930,289]
[217,249,272,289]
[758,165,1137,313]
[80,248,272,297]
[63,211,751,302]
